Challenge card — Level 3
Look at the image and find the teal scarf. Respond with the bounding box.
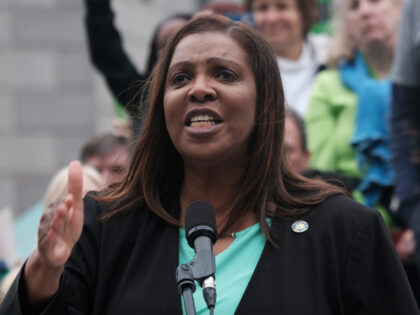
[339,52,394,207]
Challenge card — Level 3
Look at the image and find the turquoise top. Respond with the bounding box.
[179,222,266,315]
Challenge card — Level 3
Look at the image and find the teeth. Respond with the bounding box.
[190,121,216,128]
[190,114,216,123]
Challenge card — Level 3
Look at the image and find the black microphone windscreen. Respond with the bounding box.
[185,201,217,244]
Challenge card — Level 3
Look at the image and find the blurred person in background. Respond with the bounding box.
[304,0,413,295]
[283,109,310,173]
[83,0,191,135]
[285,109,356,191]
[390,0,420,304]
[197,2,245,19]
[80,133,131,186]
[305,0,402,211]
[244,0,330,115]
[13,133,129,261]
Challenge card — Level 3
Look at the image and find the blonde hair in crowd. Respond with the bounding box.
[44,164,105,208]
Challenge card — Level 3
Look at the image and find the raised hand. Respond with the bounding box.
[23,161,85,305]
[37,160,84,269]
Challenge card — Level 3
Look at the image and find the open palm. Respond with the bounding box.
[37,161,84,268]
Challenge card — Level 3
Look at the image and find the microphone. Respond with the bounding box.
[184,201,217,312]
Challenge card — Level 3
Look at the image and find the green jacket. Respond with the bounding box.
[305,68,363,179]
[305,69,399,228]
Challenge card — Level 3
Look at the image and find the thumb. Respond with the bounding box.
[67,160,83,205]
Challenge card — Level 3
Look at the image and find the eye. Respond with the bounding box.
[111,166,125,175]
[349,0,359,10]
[171,72,191,86]
[215,69,238,82]
[254,2,268,12]
[276,2,288,10]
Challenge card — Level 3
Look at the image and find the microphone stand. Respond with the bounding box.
[176,264,197,315]
[176,243,216,315]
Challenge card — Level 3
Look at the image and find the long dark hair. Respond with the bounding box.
[98,15,343,244]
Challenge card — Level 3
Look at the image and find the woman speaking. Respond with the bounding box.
[0,14,417,315]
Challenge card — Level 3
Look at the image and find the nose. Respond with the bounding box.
[265,7,279,22]
[188,75,216,103]
[358,0,374,16]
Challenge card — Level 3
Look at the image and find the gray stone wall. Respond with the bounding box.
[0,0,203,217]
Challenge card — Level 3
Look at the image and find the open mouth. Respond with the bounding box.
[188,114,221,127]
[185,111,223,128]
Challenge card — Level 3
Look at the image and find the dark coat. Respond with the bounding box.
[1,194,418,314]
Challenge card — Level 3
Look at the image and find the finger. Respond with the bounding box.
[67,160,83,206]
[39,205,60,241]
[38,219,50,245]
[50,202,68,237]
[64,194,74,210]
[43,197,63,219]
[38,201,67,249]
[65,194,77,223]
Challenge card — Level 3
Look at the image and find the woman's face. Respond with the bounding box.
[163,32,257,165]
[346,0,401,52]
[252,0,303,50]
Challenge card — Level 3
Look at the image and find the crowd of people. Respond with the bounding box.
[0,0,419,313]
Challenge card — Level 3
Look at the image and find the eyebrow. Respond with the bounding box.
[168,57,242,73]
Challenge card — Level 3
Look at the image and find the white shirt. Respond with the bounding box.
[277,41,319,115]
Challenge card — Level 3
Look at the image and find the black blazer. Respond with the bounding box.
[1,194,418,314]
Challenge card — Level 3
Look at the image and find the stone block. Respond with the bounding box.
[56,135,96,165]
[15,174,51,217]
[0,10,13,48]
[156,0,198,12]
[1,0,56,7]
[0,178,15,211]
[16,8,84,45]
[55,1,83,10]
[92,76,115,133]
[0,51,57,92]
[57,51,94,91]
[0,94,15,132]
[0,135,56,175]
[15,92,95,129]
